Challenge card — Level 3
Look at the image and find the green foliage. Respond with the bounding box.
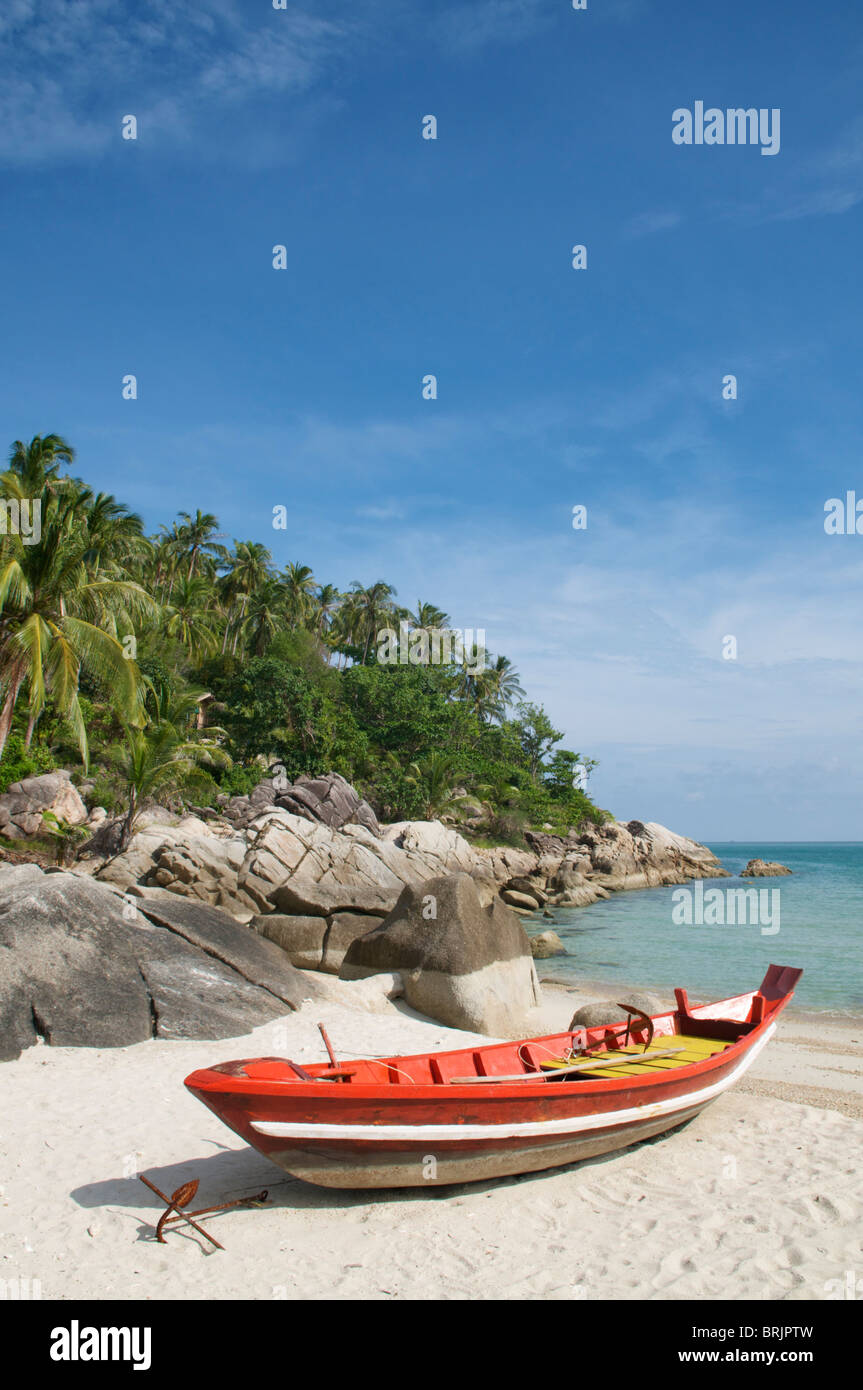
[0,733,55,792]
[0,432,610,843]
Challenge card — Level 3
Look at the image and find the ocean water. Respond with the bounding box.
[533,843,863,1014]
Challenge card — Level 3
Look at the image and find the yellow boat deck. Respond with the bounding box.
[541,1034,733,1080]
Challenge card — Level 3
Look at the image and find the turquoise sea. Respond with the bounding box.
[534,844,863,1015]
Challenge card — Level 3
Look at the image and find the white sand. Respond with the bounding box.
[1,985,861,1302]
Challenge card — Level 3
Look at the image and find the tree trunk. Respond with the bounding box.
[24,709,39,748]
[0,671,25,760]
[120,787,137,851]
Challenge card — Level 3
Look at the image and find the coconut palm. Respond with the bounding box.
[7,434,76,494]
[411,600,450,631]
[176,510,225,580]
[347,580,398,664]
[219,541,275,654]
[282,562,317,629]
[164,576,219,659]
[111,687,228,848]
[243,576,287,656]
[0,481,157,762]
[405,751,466,820]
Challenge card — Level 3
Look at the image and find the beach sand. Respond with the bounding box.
[1,981,861,1302]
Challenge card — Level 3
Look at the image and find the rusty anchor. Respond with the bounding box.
[138,1173,269,1251]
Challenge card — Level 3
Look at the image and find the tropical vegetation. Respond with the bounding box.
[0,434,609,844]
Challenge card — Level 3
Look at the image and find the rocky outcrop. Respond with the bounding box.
[222,772,380,837]
[0,864,326,1061]
[0,771,87,839]
[96,813,257,918]
[340,873,541,1035]
[741,859,792,877]
[544,820,727,905]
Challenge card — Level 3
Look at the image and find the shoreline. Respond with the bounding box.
[1,981,861,1301]
[538,973,863,1026]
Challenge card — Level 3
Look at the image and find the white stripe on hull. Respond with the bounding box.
[270,1102,713,1188]
[251,1023,774,1145]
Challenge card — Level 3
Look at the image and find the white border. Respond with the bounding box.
[251,1023,775,1144]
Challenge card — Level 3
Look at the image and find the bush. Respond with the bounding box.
[0,735,56,793]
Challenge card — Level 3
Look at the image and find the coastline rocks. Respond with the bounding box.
[253,910,384,975]
[574,820,728,894]
[340,873,541,1035]
[239,810,479,919]
[0,864,326,1060]
[741,859,792,877]
[96,815,256,918]
[502,889,542,913]
[0,771,87,840]
[223,772,380,837]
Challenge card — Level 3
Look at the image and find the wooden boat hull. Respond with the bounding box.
[185,965,800,1190]
[253,1104,707,1188]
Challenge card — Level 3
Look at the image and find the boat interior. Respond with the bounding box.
[205,967,801,1090]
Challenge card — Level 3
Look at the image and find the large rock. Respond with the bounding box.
[251,914,328,971]
[741,859,792,877]
[253,910,383,975]
[529,930,565,959]
[341,873,541,1035]
[379,821,478,876]
[96,815,257,917]
[239,810,478,919]
[0,864,325,1060]
[573,820,728,893]
[570,991,666,1028]
[132,893,328,1011]
[223,772,380,837]
[0,771,87,839]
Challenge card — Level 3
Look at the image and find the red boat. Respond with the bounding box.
[184,963,801,1189]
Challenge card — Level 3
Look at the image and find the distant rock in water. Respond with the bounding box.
[741,859,792,877]
[529,930,565,959]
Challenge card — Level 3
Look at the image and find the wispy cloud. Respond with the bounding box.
[621,209,682,240]
[720,115,863,224]
[437,0,550,55]
[0,0,357,165]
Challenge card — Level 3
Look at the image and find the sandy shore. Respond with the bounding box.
[1,980,861,1302]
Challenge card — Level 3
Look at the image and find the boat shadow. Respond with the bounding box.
[70,1122,689,1237]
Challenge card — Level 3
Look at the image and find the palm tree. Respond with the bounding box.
[176,510,224,580]
[219,541,275,654]
[486,654,524,717]
[411,600,450,631]
[164,576,218,659]
[243,576,286,656]
[111,687,228,848]
[406,752,466,820]
[7,434,76,494]
[0,475,157,762]
[282,562,317,629]
[348,580,398,664]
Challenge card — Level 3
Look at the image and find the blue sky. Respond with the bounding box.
[1,0,862,839]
